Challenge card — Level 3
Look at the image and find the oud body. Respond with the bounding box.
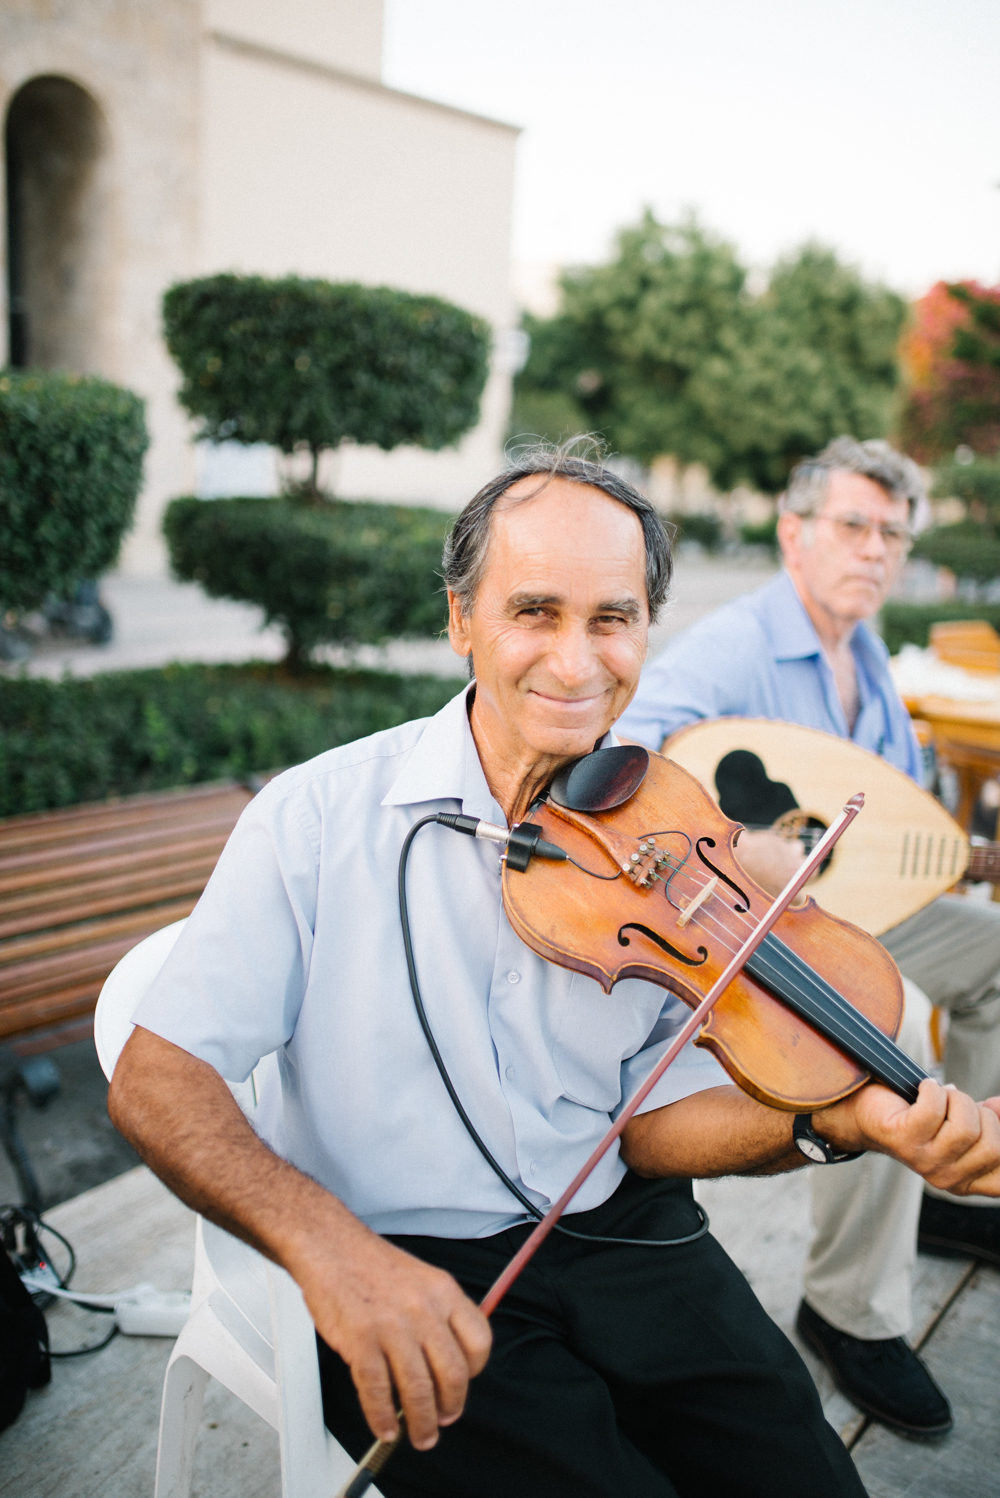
[663,718,980,937]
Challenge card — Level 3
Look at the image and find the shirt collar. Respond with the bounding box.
[382,681,618,821]
[382,683,497,817]
[762,570,825,661]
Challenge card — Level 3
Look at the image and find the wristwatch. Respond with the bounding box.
[793,1114,863,1165]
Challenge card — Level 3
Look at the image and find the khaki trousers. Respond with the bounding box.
[803,894,1000,1340]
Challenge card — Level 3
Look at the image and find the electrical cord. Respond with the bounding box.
[1,1202,121,1357]
[398,815,709,1250]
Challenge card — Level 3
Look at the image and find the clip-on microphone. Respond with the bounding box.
[434,742,651,871]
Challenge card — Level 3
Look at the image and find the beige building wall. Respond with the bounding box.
[200,28,517,508]
[205,0,384,81]
[2,0,517,578]
[0,0,201,575]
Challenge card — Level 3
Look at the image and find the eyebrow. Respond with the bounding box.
[507,592,642,621]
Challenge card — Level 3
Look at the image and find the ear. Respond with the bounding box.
[776,510,802,562]
[447,589,473,659]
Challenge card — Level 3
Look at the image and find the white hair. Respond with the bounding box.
[779,436,926,523]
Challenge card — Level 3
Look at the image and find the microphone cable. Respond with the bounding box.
[398,815,709,1250]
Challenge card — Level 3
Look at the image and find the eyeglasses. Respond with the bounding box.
[811,512,913,555]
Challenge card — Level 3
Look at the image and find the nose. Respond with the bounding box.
[858,522,889,562]
[546,620,601,691]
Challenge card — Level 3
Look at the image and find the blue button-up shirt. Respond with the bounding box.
[133,684,726,1239]
[617,570,922,782]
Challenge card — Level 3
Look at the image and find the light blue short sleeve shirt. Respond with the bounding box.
[617,570,922,782]
[132,685,728,1240]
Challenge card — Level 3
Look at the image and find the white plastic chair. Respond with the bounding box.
[95,920,380,1498]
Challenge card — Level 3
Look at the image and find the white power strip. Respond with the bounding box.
[21,1274,191,1337]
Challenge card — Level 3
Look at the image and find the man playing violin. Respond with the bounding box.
[618,434,1000,1439]
[110,447,1000,1498]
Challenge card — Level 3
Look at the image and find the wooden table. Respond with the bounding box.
[902,693,1000,829]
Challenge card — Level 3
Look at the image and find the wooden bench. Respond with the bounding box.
[0,780,261,1056]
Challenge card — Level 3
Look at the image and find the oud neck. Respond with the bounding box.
[967,841,1000,882]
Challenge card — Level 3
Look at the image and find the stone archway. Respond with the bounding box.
[4,75,109,370]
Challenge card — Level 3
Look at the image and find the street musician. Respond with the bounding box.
[618,435,1000,1438]
[110,447,1000,1496]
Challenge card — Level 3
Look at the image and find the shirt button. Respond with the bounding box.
[505,1065,515,1080]
[507,970,520,984]
[530,1162,540,1175]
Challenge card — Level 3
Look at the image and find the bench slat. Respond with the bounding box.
[0,862,218,941]
[0,831,235,898]
[0,809,248,877]
[0,782,253,847]
[0,778,265,1047]
[0,899,198,967]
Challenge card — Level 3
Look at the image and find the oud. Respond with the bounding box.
[663,717,999,937]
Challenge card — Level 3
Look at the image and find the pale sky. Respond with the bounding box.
[384,0,1000,299]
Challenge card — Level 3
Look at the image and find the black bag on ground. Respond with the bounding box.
[0,1243,50,1432]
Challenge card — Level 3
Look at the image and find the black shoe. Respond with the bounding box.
[796,1300,953,1438]
[919,1194,1000,1266]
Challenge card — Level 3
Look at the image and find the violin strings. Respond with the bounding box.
[562,824,918,1092]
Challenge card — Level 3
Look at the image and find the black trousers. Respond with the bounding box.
[317,1173,867,1498]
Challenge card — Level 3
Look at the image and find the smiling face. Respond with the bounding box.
[447,476,650,781]
[778,469,911,629]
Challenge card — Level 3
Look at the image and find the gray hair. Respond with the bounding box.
[779,436,926,523]
[443,438,673,622]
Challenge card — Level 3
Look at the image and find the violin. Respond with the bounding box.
[503,743,927,1113]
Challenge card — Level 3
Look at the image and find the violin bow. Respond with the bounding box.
[336,793,866,1498]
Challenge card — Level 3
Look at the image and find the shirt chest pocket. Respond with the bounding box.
[551,973,669,1113]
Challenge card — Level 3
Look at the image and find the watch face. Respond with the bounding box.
[797,1137,829,1164]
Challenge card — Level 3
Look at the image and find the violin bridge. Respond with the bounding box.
[676,875,719,928]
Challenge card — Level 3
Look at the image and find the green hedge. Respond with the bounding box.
[163,275,490,490]
[910,521,1000,585]
[878,601,1000,656]
[740,514,779,552]
[668,512,723,552]
[164,496,453,667]
[0,369,148,612]
[0,663,459,818]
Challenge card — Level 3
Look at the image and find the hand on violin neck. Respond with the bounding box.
[814,1080,1000,1197]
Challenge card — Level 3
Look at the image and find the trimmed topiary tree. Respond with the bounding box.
[909,457,1000,592]
[162,275,491,495]
[164,496,452,669]
[0,370,148,612]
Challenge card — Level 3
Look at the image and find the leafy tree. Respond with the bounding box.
[512,213,906,492]
[899,280,1000,462]
[0,369,147,612]
[163,275,491,495]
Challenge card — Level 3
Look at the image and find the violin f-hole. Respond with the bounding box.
[618,924,709,966]
[696,838,750,913]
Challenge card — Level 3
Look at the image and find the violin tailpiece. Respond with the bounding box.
[546,800,669,887]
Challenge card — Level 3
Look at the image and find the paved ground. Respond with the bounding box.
[7,551,779,681]
[4,1166,996,1497]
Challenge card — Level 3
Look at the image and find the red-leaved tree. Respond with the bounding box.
[899,280,1000,462]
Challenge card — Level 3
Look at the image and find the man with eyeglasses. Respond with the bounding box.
[617,435,1000,1440]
